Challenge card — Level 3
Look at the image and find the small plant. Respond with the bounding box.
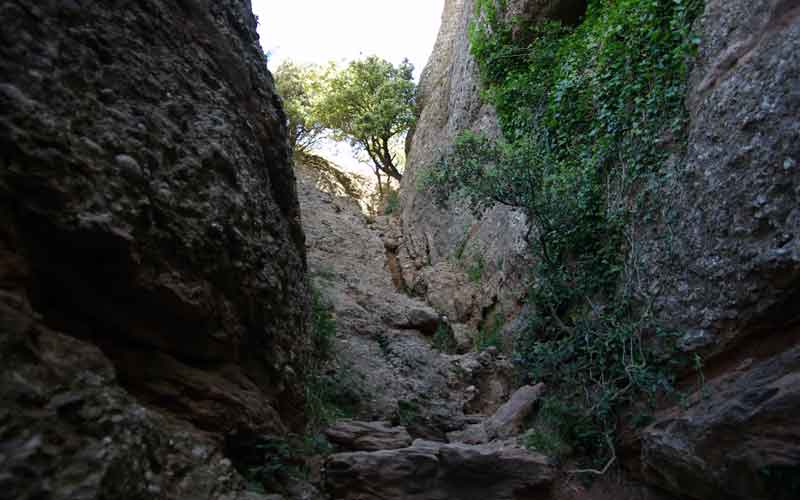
[452,225,472,262]
[466,253,485,283]
[396,399,421,427]
[302,284,342,430]
[242,436,292,493]
[312,264,337,281]
[241,432,336,492]
[432,322,457,353]
[310,286,335,359]
[383,189,400,215]
[523,427,571,459]
[375,333,391,357]
[474,312,503,351]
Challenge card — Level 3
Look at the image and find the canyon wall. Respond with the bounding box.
[635,1,800,498]
[402,0,800,498]
[0,1,309,498]
[400,0,533,335]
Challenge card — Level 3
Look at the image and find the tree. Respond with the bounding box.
[273,61,330,154]
[317,56,416,187]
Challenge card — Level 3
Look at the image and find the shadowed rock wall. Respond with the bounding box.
[636,1,800,498]
[0,1,309,498]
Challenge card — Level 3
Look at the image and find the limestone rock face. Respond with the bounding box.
[633,2,800,497]
[633,0,800,362]
[0,0,308,498]
[399,0,533,332]
[325,439,554,500]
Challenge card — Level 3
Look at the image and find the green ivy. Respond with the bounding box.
[302,285,340,430]
[421,0,703,465]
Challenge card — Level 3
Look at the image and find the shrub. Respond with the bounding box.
[474,312,503,351]
[383,188,400,215]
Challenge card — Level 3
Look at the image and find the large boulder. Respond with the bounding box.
[325,439,554,500]
[642,346,800,500]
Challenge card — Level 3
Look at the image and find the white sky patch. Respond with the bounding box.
[251,0,445,173]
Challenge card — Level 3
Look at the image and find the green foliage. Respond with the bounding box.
[523,427,569,458]
[241,285,341,494]
[242,433,334,493]
[310,286,335,358]
[474,312,503,351]
[273,61,332,153]
[244,436,291,493]
[383,188,400,215]
[317,56,416,182]
[301,285,340,430]
[396,399,421,427]
[422,0,704,465]
[432,322,457,353]
[466,253,485,283]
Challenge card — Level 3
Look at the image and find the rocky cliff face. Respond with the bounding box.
[399,0,533,336]
[635,1,800,498]
[402,0,800,499]
[0,1,309,499]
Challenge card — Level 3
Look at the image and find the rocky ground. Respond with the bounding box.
[295,161,564,499]
[295,160,684,500]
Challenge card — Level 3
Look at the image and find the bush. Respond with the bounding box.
[302,285,339,430]
[383,188,400,215]
[432,322,457,353]
[474,312,503,351]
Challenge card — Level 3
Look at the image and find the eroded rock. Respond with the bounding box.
[641,346,800,500]
[399,0,533,334]
[325,439,554,500]
[0,0,308,498]
[325,420,413,452]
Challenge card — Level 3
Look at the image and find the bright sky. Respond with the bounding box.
[251,0,445,173]
[253,0,445,80]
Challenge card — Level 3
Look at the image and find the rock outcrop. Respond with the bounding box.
[0,1,308,498]
[326,439,554,500]
[399,0,533,335]
[297,158,555,499]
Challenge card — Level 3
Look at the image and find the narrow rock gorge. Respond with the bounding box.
[1,0,798,499]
